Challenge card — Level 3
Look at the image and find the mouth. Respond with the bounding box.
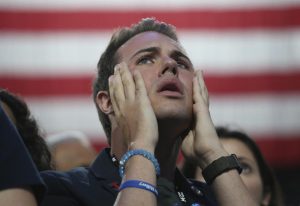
[157,79,183,97]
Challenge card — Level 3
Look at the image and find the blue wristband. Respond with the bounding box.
[119,149,160,178]
[119,180,158,197]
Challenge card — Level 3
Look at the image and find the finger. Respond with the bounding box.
[112,64,125,107]
[108,75,120,117]
[133,70,147,99]
[193,71,202,104]
[196,70,209,106]
[181,131,194,157]
[119,62,135,101]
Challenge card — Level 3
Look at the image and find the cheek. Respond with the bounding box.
[180,71,194,97]
[139,69,156,93]
[241,174,264,203]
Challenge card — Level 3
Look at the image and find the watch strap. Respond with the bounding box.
[202,154,243,185]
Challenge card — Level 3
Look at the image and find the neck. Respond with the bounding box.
[154,121,186,181]
[155,136,182,181]
[110,125,128,162]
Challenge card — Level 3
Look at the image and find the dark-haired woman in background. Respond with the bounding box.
[181,127,285,206]
[0,101,46,206]
[0,88,52,171]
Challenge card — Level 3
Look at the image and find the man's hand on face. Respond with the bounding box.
[181,70,227,169]
[109,62,158,153]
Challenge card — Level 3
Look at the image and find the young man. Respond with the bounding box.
[41,18,257,206]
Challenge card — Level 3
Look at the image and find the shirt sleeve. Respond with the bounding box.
[0,105,46,204]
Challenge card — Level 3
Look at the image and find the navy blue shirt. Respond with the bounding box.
[41,148,217,206]
[0,105,46,204]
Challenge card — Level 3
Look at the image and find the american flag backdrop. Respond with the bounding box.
[1,0,300,168]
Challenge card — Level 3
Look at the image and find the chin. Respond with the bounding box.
[154,106,192,127]
[151,96,193,126]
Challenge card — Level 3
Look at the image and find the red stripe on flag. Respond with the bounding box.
[205,71,300,95]
[256,136,300,168]
[0,75,92,97]
[1,71,300,96]
[1,6,300,31]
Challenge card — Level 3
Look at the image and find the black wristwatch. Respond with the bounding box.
[202,154,243,185]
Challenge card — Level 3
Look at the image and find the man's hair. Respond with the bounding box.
[0,89,53,171]
[92,17,178,144]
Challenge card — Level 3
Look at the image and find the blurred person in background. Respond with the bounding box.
[181,126,285,206]
[0,101,46,206]
[0,88,52,171]
[46,130,97,171]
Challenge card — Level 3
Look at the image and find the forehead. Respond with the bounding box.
[117,31,187,60]
[220,138,256,161]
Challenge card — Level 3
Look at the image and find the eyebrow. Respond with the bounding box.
[238,157,256,164]
[130,47,192,65]
[171,50,192,65]
[130,47,159,61]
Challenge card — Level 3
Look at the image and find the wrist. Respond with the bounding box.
[119,149,160,178]
[128,141,155,154]
[202,154,243,185]
[124,155,157,183]
[197,148,229,169]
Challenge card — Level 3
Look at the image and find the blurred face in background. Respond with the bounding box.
[220,138,267,204]
[195,137,270,205]
[52,140,97,171]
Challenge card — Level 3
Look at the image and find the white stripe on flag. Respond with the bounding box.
[1,30,300,75]
[25,94,300,139]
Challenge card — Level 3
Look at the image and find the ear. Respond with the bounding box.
[95,91,113,114]
[261,192,271,206]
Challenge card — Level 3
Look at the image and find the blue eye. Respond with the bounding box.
[137,56,154,65]
[176,60,189,70]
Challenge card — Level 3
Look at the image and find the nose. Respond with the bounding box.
[159,57,178,77]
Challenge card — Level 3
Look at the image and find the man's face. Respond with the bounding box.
[116,31,194,128]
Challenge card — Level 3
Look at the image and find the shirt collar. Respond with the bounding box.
[90,148,121,183]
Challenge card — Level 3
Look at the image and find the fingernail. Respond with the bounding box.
[108,75,113,82]
[114,65,119,73]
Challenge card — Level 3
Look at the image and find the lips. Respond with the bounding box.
[157,78,183,97]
